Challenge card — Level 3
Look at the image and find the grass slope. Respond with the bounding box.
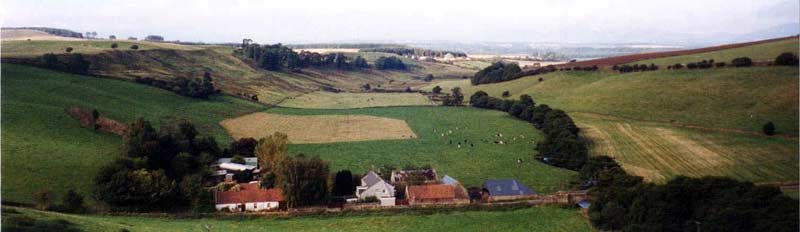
[3,206,591,232]
[1,64,265,205]
[424,67,799,183]
[266,106,577,192]
[1,40,201,58]
[630,38,799,66]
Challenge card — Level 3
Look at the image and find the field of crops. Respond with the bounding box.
[221,112,417,143]
[266,106,577,192]
[1,39,201,58]
[1,64,265,205]
[2,206,592,232]
[279,92,435,109]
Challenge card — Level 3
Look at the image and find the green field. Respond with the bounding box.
[576,113,798,183]
[1,64,265,205]
[266,106,577,192]
[629,38,799,66]
[2,206,591,232]
[424,63,798,184]
[1,40,201,57]
[279,92,435,109]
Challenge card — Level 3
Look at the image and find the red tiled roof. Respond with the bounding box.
[407,184,455,200]
[215,188,285,204]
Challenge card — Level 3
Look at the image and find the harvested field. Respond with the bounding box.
[558,36,798,67]
[1,29,84,41]
[220,112,417,143]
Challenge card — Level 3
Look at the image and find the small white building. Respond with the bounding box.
[214,183,284,212]
[356,171,396,206]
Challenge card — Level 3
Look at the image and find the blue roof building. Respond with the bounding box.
[482,179,536,196]
[442,175,459,186]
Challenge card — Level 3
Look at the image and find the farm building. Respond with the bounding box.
[482,179,537,202]
[390,169,438,184]
[217,157,258,167]
[214,182,285,212]
[406,184,469,205]
[355,171,396,206]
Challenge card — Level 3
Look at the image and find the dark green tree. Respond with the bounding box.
[763,121,776,135]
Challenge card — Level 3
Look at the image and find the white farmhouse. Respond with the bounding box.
[355,171,396,206]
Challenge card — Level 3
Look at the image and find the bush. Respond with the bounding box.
[33,189,53,210]
[501,90,510,98]
[731,57,753,67]
[110,43,118,49]
[774,52,799,66]
[130,44,139,50]
[65,47,73,53]
[432,85,442,94]
[61,189,86,213]
[763,121,776,135]
[41,53,58,68]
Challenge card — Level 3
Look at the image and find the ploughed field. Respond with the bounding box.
[2,206,592,232]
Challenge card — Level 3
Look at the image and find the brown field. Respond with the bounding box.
[220,112,417,144]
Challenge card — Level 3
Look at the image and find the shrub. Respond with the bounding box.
[432,85,442,94]
[65,47,73,53]
[41,53,58,68]
[501,90,510,98]
[110,43,118,49]
[763,121,776,135]
[33,189,53,210]
[731,57,753,67]
[61,189,86,213]
[130,44,139,50]
[774,52,799,66]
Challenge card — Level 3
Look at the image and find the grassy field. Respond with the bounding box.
[2,206,592,232]
[265,106,577,192]
[425,67,799,136]
[424,66,799,184]
[628,38,799,66]
[279,92,435,109]
[220,113,417,143]
[1,39,201,57]
[576,113,798,183]
[1,64,265,205]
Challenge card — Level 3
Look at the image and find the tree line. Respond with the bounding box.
[581,156,798,231]
[134,71,217,99]
[469,92,587,170]
[238,42,370,71]
[3,27,83,38]
[361,47,467,58]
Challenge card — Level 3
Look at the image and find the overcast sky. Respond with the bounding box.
[2,0,798,44]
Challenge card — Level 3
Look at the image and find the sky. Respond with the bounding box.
[1,0,798,44]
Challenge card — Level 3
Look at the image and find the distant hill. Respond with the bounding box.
[1,27,83,39]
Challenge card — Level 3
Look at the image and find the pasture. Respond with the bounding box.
[265,106,578,192]
[2,206,592,232]
[220,113,417,143]
[1,64,265,205]
[576,113,798,183]
[279,91,435,109]
[1,39,201,58]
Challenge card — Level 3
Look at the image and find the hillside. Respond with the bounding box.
[1,39,481,106]
[628,37,799,66]
[1,64,265,205]
[424,39,799,183]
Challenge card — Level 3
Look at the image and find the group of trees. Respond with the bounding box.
[40,53,91,74]
[470,92,587,170]
[613,63,658,73]
[361,47,467,58]
[774,52,799,66]
[239,42,369,71]
[144,35,165,42]
[471,62,522,85]
[374,56,406,70]
[559,66,599,72]
[441,87,464,106]
[134,71,216,99]
[583,156,798,231]
[731,57,753,67]
[93,119,222,211]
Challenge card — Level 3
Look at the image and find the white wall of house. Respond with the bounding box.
[379,197,396,206]
[357,180,395,200]
[215,203,241,211]
[216,202,279,212]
